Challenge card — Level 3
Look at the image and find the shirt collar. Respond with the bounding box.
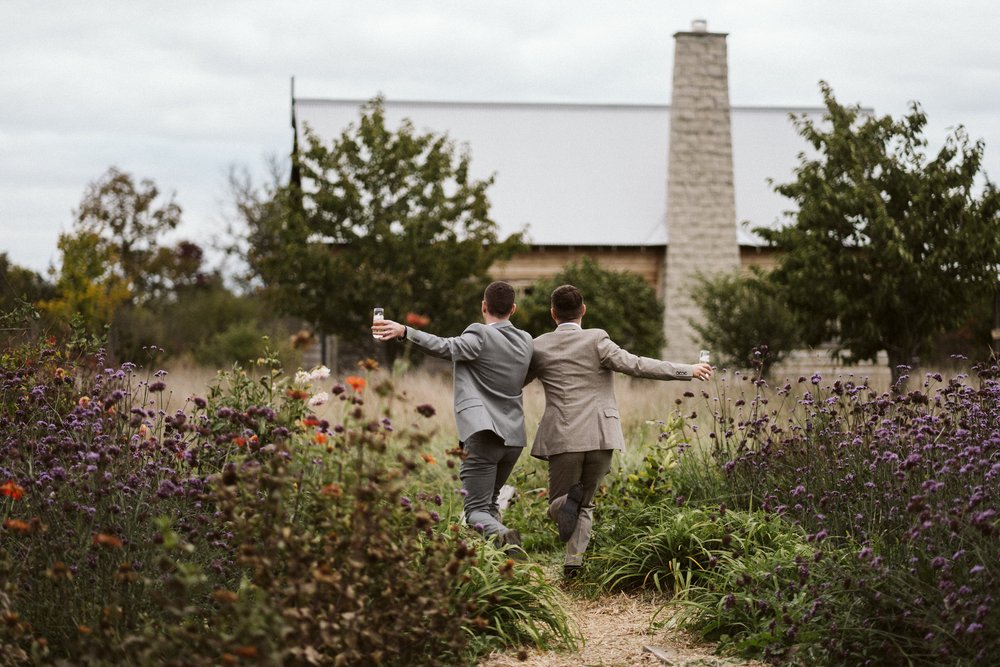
[556,322,582,329]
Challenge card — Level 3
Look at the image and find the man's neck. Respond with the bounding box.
[484,314,509,325]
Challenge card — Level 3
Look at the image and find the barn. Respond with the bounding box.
[294,21,881,376]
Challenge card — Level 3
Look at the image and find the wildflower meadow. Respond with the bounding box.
[1,318,998,665]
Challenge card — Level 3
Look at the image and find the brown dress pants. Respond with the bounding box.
[546,449,614,566]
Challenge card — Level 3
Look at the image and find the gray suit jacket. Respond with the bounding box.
[527,324,694,460]
[406,320,533,447]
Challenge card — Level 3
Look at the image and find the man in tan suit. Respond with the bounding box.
[526,284,712,578]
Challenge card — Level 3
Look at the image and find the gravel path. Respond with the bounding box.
[478,590,765,667]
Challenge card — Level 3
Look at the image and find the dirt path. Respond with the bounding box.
[478,590,765,667]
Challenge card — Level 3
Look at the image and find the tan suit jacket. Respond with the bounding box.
[527,324,694,460]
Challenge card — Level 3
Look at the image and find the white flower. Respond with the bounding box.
[308,392,330,407]
[294,370,311,385]
[308,365,331,382]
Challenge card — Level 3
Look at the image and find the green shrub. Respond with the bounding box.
[689,269,802,377]
[515,256,665,356]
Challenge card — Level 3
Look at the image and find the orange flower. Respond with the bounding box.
[320,483,343,498]
[345,376,366,393]
[211,589,239,604]
[285,388,310,400]
[357,358,380,371]
[302,416,320,427]
[0,481,24,500]
[232,436,247,447]
[78,396,91,407]
[421,453,437,465]
[92,533,123,549]
[405,312,431,329]
[3,519,30,534]
[314,432,328,445]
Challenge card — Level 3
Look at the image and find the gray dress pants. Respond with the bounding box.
[460,430,523,537]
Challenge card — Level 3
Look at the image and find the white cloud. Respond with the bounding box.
[2,0,999,273]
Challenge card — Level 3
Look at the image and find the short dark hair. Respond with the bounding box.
[484,281,516,317]
[551,284,584,322]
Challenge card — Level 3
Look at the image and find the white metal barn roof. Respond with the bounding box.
[295,98,824,247]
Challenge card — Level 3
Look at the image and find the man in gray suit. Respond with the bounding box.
[526,284,712,578]
[372,281,533,552]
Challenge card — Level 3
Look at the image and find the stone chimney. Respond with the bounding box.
[662,20,740,361]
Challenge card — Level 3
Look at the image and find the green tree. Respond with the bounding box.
[759,83,1000,381]
[689,269,801,377]
[42,168,185,335]
[72,166,183,301]
[237,97,524,355]
[0,253,54,312]
[41,229,132,333]
[515,256,665,357]
[0,253,55,344]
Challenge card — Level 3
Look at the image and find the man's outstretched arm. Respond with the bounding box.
[373,319,485,361]
[596,333,712,381]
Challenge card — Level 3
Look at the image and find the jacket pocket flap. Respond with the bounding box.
[602,407,620,419]
[456,397,485,412]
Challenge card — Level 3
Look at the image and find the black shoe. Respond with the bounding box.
[556,484,584,542]
[499,528,527,561]
[563,564,581,580]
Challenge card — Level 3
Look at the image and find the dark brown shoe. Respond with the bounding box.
[563,564,582,580]
[499,528,527,561]
[556,484,584,542]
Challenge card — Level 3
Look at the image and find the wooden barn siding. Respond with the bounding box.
[491,244,779,298]
[490,246,666,297]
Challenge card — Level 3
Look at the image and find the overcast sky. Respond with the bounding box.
[2,0,999,275]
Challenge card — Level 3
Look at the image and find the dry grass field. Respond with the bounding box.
[160,361,704,452]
